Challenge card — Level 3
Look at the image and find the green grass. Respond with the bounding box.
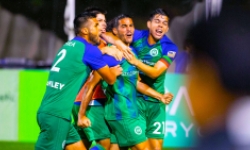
[0,142,35,150]
[0,142,191,150]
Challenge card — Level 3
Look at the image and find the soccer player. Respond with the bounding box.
[72,7,117,150]
[128,8,178,150]
[35,12,122,150]
[78,14,173,150]
[104,8,178,150]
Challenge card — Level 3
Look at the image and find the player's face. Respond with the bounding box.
[88,18,101,45]
[115,18,134,45]
[96,13,107,33]
[147,14,169,40]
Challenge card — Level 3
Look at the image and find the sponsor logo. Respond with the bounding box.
[167,51,176,58]
[65,41,75,47]
[134,126,142,135]
[122,71,138,77]
[150,48,158,57]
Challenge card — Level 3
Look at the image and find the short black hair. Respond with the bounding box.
[107,14,132,32]
[84,6,107,16]
[149,8,170,21]
[73,12,96,35]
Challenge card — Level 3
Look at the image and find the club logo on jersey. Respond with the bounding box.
[134,126,142,135]
[167,51,176,58]
[150,48,158,57]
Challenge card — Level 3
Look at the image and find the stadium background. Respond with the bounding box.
[0,0,246,149]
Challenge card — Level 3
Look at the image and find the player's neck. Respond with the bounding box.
[147,34,158,45]
[81,35,94,45]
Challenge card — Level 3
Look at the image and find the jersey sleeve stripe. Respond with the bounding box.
[159,58,170,68]
[162,55,173,64]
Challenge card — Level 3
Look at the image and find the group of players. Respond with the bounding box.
[35,6,178,150]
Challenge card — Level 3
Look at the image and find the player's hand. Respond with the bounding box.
[78,115,91,128]
[159,93,174,104]
[102,46,123,61]
[114,40,133,59]
[110,65,123,76]
[125,52,139,66]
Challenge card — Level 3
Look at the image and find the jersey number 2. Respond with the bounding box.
[51,49,67,72]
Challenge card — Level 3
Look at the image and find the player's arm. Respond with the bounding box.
[84,46,122,85]
[100,46,123,61]
[78,71,102,128]
[101,32,133,59]
[133,59,168,79]
[128,48,177,79]
[96,65,122,85]
[136,79,173,104]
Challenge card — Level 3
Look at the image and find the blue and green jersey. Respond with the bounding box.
[132,29,178,102]
[102,48,139,120]
[38,36,107,120]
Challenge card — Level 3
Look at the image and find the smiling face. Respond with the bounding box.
[147,14,169,41]
[113,17,135,45]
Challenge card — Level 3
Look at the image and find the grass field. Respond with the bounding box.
[0,142,191,150]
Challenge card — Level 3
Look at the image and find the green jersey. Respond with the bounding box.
[132,30,178,102]
[102,49,139,120]
[38,36,107,120]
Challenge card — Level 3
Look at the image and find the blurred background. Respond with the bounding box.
[0,0,250,150]
[0,0,206,68]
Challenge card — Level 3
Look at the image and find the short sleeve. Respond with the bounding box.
[83,45,107,70]
[159,36,178,67]
[102,54,120,67]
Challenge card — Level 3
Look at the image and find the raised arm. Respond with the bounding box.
[101,32,133,59]
[78,71,102,128]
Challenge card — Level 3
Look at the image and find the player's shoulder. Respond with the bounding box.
[135,29,149,37]
[71,36,96,49]
[130,46,138,56]
[133,29,149,42]
[160,35,178,51]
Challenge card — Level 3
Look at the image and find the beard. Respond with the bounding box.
[89,32,100,45]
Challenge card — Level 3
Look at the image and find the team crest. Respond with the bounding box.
[134,126,142,135]
[149,48,158,57]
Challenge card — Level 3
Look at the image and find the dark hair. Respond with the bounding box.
[149,8,170,21]
[73,12,96,35]
[84,6,107,16]
[107,14,132,32]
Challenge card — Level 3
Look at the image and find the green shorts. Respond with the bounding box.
[110,133,117,144]
[137,97,166,139]
[72,104,111,141]
[107,117,147,147]
[35,113,80,150]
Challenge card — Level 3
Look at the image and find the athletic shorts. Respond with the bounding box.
[35,113,80,150]
[107,117,147,147]
[72,104,111,141]
[137,97,166,139]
